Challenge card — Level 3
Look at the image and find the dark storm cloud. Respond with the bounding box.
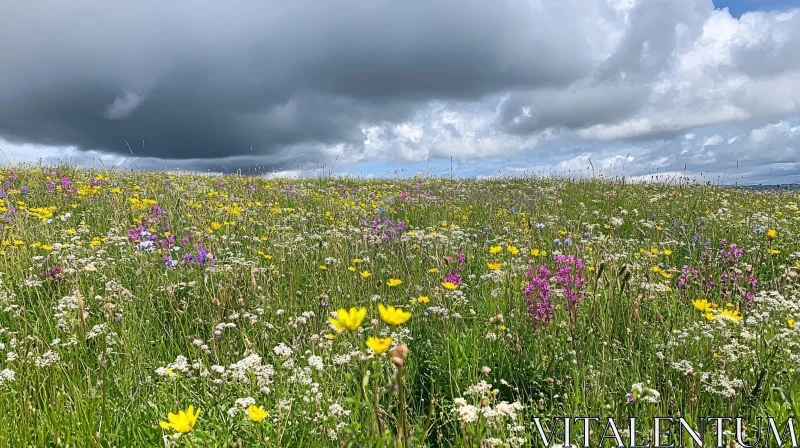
[498,83,649,134]
[0,0,593,163]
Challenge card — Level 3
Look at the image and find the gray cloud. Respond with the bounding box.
[0,0,593,166]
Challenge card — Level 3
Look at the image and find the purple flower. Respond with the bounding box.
[443,270,462,286]
[525,265,553,328]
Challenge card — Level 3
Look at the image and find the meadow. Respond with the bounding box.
[0,165,798,447]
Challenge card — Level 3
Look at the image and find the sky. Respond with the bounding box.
[1,0,800,184]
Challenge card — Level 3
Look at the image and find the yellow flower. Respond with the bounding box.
[789,319,796,329]
[650,248,659,255]
[660,272,672,279]
[720,308,743,321]
[247,405,269,422]
[507,245,520,255]
[652,266,662,273]
[417,296,430,303]
[441,281,458,290]
[692,299,714,313]
[348,266,356,272]
[329,307,367,332]
[770,249,780,255]
[663,249,672,255]
[366,336,392,354]
[428,268,439,273]
[319,265,328,270]
[387,278,403,287]
[767,229,777,239]
[378,304,412,326]
[159,405,200,433]
[487,262,501,270]
[353,258,362,264]
[531,249,540,256]
[360,270,371,278]
[489,245,502,254]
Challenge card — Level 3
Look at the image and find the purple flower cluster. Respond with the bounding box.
[678,239,758,305]
[553,255,587,311]
[364,214,406,242]
[40,267,64,281]
[525,265,553,328]
[443,270,462,287]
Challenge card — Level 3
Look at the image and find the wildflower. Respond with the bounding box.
[789,319,795,329]
[247,405,269,422]
[360,270,371,278]
[630,383,660,403]
[489,245,502,254]
[428,268,439,273]
[378,304,412,326]
[767,229,776,239]
[692,299,714,313]
[720,308,743,321]
[487,262,501,270]
[329,307,367,332]
[366,336,392,354]
[507,245,520,255]
[387,278,403,287]
[159,405,200,433]
[417,296,430,303]
[441,281,458,290]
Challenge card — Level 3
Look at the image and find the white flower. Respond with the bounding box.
[0,368,15,386]
[273,343,293,357]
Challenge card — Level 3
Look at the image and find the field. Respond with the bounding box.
[0,165,798,447]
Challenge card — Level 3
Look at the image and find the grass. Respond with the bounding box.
[0,164,798,447]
